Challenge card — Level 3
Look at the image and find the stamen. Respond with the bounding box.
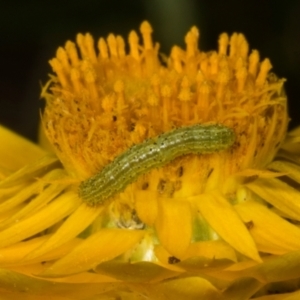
[218,33,229,55]
[217,68,230,100]
[229,33,238,58]
[248,50,260,78]
[107,34,118,58]
[161,85,172,130]
[84,68,98,101]
[185,26,199,58]
[178,77,192,122]
[85,33,97,63]
[49,58,69,88]
[140,21,153,50]
[235,57,248,93]
[114,80,125,112]
[256,58,272,86]
[70,68,82,93]
[197,81,212,120]
[56,47,70,73]
[128,31,140,60]
[209,52,219,75]
[76,33,88,58]
[98,38,109,59]
[65,41,80,67]
[116,36,126,58]
[170,46,183,73]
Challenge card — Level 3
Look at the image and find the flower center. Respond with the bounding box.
[42,21,288,207]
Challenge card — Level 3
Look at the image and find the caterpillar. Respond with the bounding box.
[79,124,235,206]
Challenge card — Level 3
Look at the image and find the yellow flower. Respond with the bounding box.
[1,21,300,299]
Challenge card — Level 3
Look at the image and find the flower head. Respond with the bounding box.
[1,21,300,299]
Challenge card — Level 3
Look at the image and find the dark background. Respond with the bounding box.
[1,0,299,142]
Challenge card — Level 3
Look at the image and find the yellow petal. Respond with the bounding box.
[184,240,237,262]
[221,277,264,300]
[135,190,158,226]
[253,290,300,300]
[0,154,59,188]
[235,201,300,254]
[8,264,115,283]
[0,235,48,264]
[236,168,286,178]
[286,125,300,137]
[0,268,119,298]
[0,290,69,300]
[0,185,28,221]
[194,192,261,261]
[0,169,67,230]
[0,179,43,215]
[221,250,300,284]
[149,276,222,300]
[154,245,190,272]
[248,250,300,283]
[95,261,178,283]
[0,191,80,248]
[281,125,300,155]
[276,149,300,166]
[27,239,82,264]
[0,235,81,265]
[24,203,104,260]
[0,125,46,174]
[247,177,300,221]
[38,122,55,153]
[0,169,66,219]
[176,257,235,278]
[268,160,300,184]
[41,228,145,276]
[155,198,192,258]
[198,260,258,282]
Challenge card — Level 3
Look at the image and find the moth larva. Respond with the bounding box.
[79,124,235,206]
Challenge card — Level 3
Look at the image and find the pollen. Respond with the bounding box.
[42,21,288,190]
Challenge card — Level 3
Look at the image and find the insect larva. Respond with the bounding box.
[79,124,235,206]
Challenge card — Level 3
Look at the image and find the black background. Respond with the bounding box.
[1,0,299,142]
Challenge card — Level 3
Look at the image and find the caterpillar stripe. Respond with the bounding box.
[79,124,235,206]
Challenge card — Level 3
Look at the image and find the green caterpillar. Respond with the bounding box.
[79,124,235,206]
